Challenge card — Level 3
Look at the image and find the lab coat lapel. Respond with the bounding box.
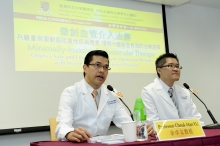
[97,85,109,116]
[79,79,97,113]
[155,78,176,108]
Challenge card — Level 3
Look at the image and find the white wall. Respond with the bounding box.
[0,132,50,146]
[0,126,122,146]
[166,4,220,125]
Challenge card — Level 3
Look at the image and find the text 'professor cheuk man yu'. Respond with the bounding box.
[141,53,205,126]
[55,50,154,143]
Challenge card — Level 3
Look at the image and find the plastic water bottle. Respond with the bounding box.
[133,98,148,141]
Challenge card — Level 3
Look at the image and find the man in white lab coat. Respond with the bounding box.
[141,53,204,126]
[56,50,154,142]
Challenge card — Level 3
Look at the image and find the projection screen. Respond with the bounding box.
[0,0,166,133]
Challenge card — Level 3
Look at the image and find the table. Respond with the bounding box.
[30,129,220,146]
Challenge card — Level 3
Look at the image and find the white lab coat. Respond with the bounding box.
[141,78,204,126]
[55,79,132,141]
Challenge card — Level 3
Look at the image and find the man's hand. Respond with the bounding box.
[65,127,92,143]
[146,124,156,136]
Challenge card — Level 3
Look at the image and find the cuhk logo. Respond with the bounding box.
[41,2,49,11]
[38,1,53,14]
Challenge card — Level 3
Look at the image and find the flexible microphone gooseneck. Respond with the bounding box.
[107,85,134,121]
[183,83,220,129]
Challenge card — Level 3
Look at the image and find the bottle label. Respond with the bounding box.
[143,107,146,115]
[133,110,140,121]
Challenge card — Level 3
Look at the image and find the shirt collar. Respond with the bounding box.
[158,78,174,92]
[83,78,101,95]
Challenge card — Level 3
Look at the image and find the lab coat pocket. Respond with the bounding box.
[102,104,116,118]
[180,96,191,109]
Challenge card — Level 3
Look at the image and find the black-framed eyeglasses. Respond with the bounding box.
[88,63,111,71]
[161,64,182,69]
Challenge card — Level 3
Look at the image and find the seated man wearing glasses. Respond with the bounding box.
[56,50,154,142]
[141,53,204,126]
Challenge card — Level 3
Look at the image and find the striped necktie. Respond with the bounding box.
[168,88,179,114]
[91,90,98,108]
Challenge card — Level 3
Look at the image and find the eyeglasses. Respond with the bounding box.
[88,63,111,71]
[161,64,182,69]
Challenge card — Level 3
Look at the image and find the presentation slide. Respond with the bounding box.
[0,0,165,132]
[14,0,164,73]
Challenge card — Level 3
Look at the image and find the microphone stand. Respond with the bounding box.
[190,91,220,129]
[119,98,134,121]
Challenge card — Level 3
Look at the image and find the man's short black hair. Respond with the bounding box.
[155,53,179,77]
[83,50,109,77]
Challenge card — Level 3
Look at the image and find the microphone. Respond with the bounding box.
[107,85,134,121]
[183,83,220,129]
